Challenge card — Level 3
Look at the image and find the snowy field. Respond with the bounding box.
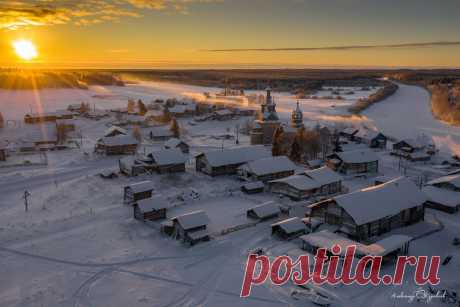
[0,81,460,307]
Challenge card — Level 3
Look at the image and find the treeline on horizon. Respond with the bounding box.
[0,70,124,90]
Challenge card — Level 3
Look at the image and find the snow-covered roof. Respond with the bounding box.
[127,181,154,193]
[172,210,210,230]
[136,196,170,212]
[151,127,174,137]
[396,138,425,149]
[334,149,378,164]
[145,110,163,117]
[199,146,271,167]
[104,126,127,137]
[355,129,382,140]
[186,229,210,240]
[242,181,265,190]
[99,135,138,146]
[149,148,187,166]
[364,235,412,257]
[164,138,187,149]
[341,127,359,135]
[247,202,280,218]
[423,186,460,208]
[327,177,427,226]
[238,156,296,176]
[168,105,187,114]
[271,217,306,234]
[270,174,319,190]
[426,174,460,189]
[215,109,233,116]
[304,167,342,186]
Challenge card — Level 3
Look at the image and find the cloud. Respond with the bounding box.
[0,0,221,30]
[203,41,460,52]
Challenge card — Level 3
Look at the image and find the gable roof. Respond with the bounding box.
[426,174,460,189]
[99,135,138,146]
[327,177,427,226]
[104,126,127,137]
[127,181,154,194]
[271,217,306,234]
[149,148,187,166]
[304,166,342,185]
[199,146,271,167]
[136,196,170,212]
[238,156,296,176]
[423,186,460,207]
[151,127,174,137]
[270,174,319,190]
[172,210,210,230]
[334,149,379,164]
[247,202,280,218]
[164,138,187,149]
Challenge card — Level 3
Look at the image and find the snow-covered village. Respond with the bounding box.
[1,1,460,307]
[1,76,459,307]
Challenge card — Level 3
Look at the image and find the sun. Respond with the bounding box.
[12,40,38,61]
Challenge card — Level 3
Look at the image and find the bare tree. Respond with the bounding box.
[170,117,180,138]
[132,125,142,142]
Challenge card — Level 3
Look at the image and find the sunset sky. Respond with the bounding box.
[1,0,460,69]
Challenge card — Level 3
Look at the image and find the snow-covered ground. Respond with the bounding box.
[0,81,459,307]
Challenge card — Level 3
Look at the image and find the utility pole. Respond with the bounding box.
[23,190,31,212]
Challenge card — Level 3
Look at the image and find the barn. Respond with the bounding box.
[246,202,281,221]
[271,217,307,240]
[147,148,187,174]
[309,177,426,242]
[237,156,296,182]
[326,149,379,175]
[268,166,342,200]
[169,210,211,245]
[133,196,169,221]
[195,146,271,176]
[123,181,155,205]
[164,138,190,154]
[95,135,138,155]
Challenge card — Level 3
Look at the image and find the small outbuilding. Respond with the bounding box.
[133,196,169,221]
[170,210,211,245]
[423,186,460,214]
[123,181,155,205]
[241,181,265,194]
[271,217,307,239]
[246,202,281,221]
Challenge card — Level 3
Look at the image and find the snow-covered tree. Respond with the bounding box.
[272,126,285,156]
[170,117,180,138]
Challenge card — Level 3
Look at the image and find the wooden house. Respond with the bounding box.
[147,148,187,174]
[246,202,281,221]
[195,146,272,176]
[24,110,73,124]
[268,166,342,200]
[164,138,190,154]
[393,139,425,153]
[95,135,138,155]
[309,177,426,242]
[214,109,234,121]
[326,149,379,175]
[168,105,187,118]
[271,217,306,240]
[119,156,149,177]
[170,210,211,245]
[133,196,169,221]
[123,181,155,205]
[237,156,296,182]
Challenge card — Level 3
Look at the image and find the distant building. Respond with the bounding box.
[354,130,387,149]
[423,174,460,213]
[24,110,73,124]
[133,196,169,221]
[309,177,426,241]
[237,156,296,182]
[326,149,379,175]
[271,217,307,240]
[195,146,272,176]
[167,211,211,246]
[241,181,265,194]
[95,135,138,155]
[104,126,127,138]
[250,87,281,145]
[164,138,189,154]
[123,181,155,205]
[150,127,174,142]
[291,101,304,129]
[147,148,187,174]
[246,202,281,221]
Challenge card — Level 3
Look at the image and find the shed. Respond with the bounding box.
[171,210,211,245]
[246,202,281,220]
[133,196,169,221]
[271,217,306,239]
[423,186,460,214]
[241,181,265,194]
[123,181,155,205]
[237,156,296,182]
